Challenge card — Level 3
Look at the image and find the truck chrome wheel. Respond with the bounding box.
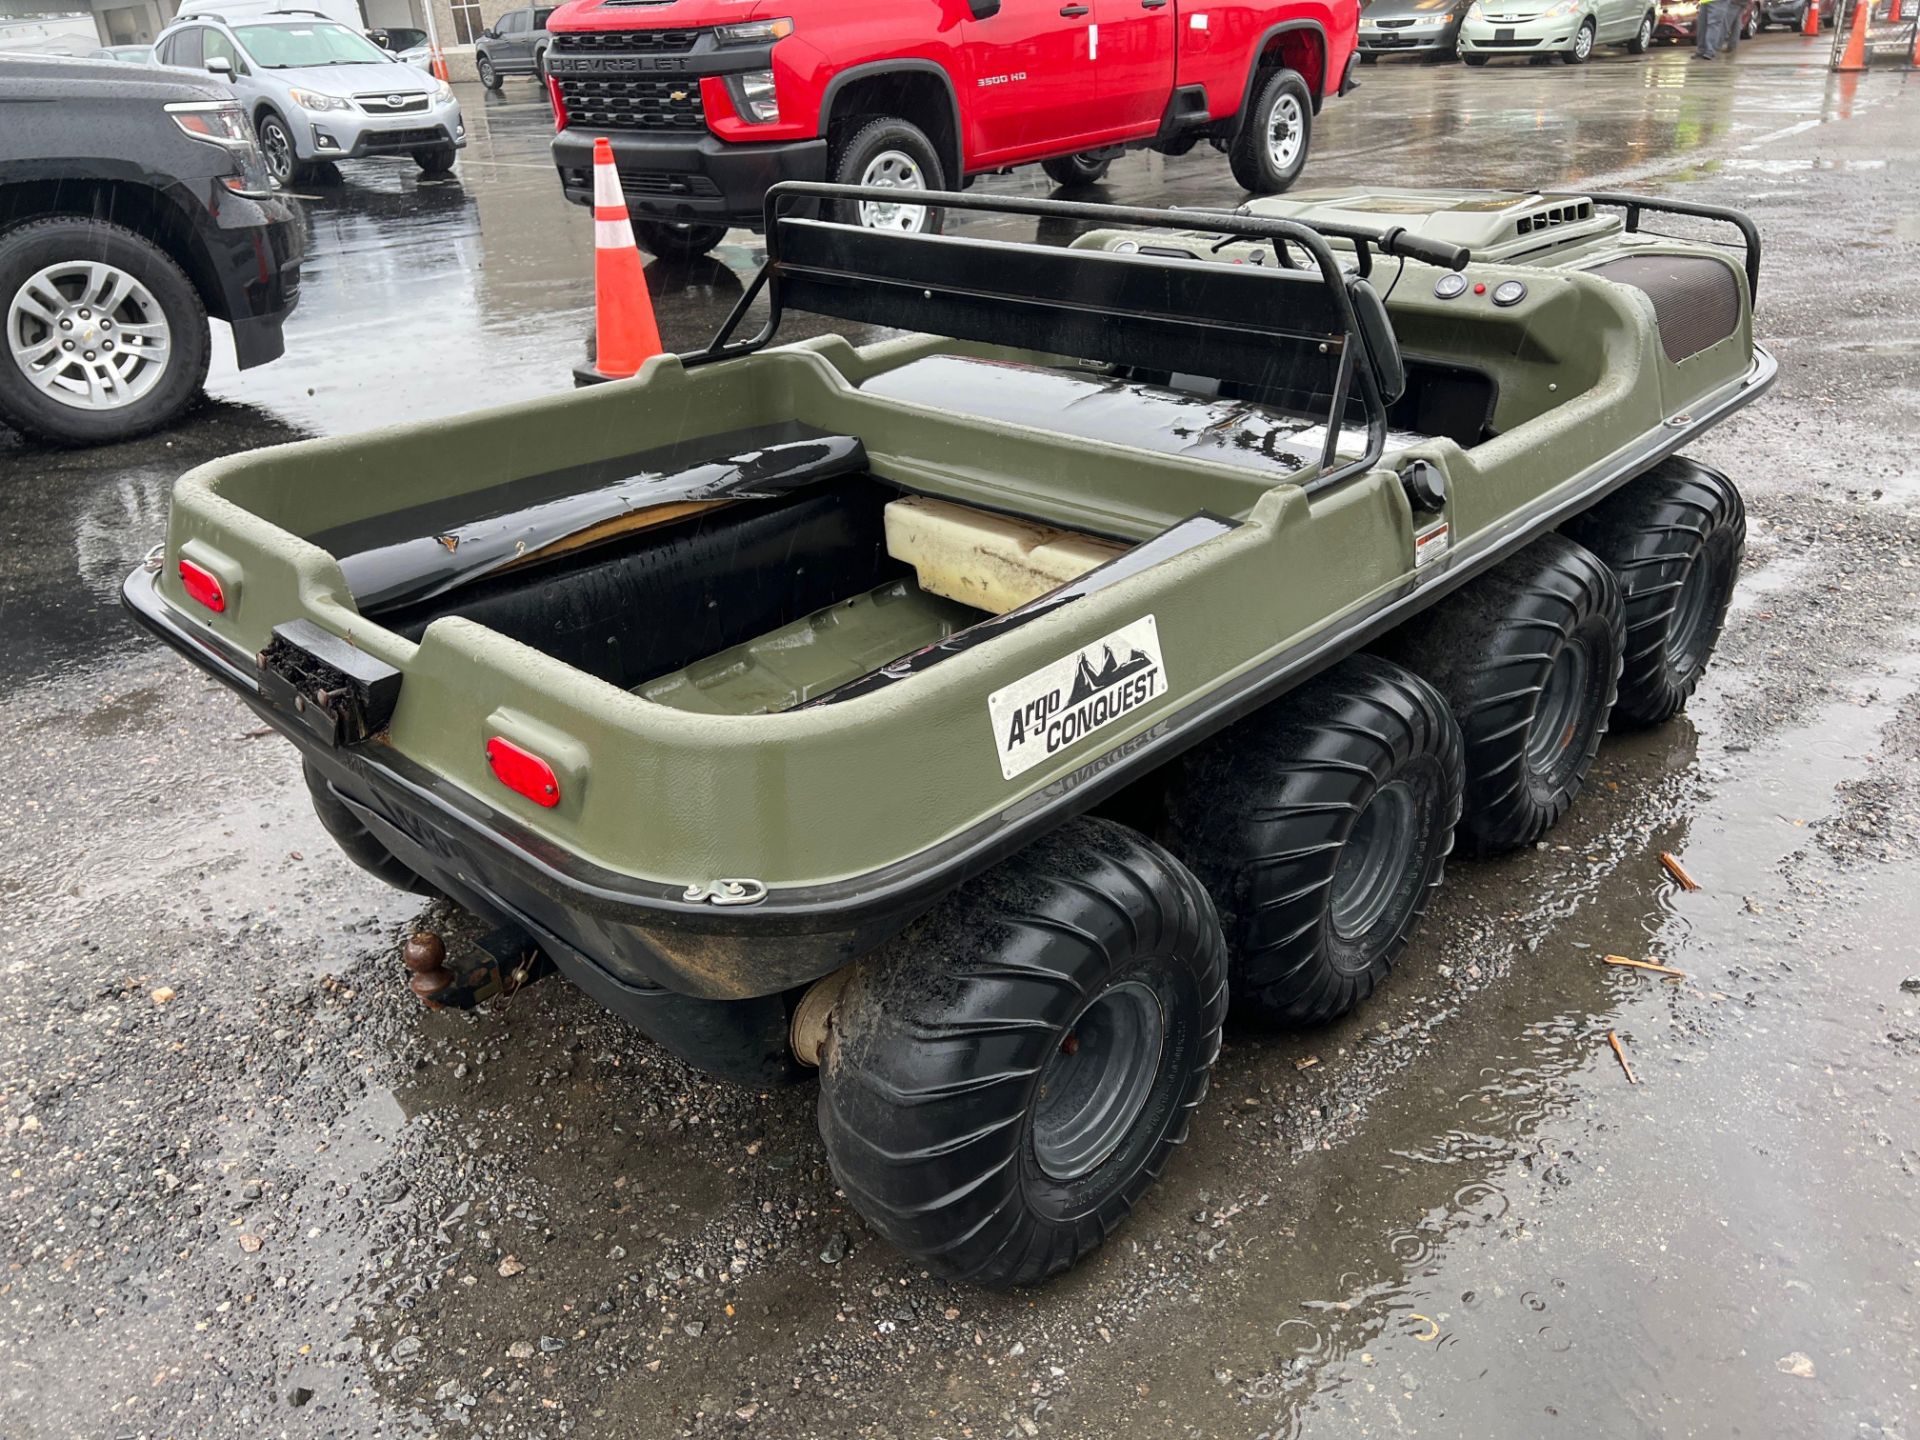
[1033,981,1165,1181]
[8,260,171,412]
[855,149,931,232]
[1266,92,1305,172]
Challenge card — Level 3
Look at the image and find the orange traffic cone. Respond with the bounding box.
[575,136,663,386]
[1836,0,1869,67]
[1801,0,1820,33]
[429,44,449,82]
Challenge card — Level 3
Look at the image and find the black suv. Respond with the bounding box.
[474,6,556,90]
[0,56,303,446]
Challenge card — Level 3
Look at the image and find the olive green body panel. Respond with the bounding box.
[153,194,1764,903]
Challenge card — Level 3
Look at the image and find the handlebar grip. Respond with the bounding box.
[1378,226,1472,271]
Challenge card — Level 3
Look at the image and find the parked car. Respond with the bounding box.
[1458,0,1657,61]
[544,0,1362,259]
[373,25,436,70]
[474,6,554,90]
[0,55,302,445]
[1654,0,1758,40]
[88,44,155,63]
[152,13,464,185]
[1359,0,1474,58]
[1755,0,1821,26]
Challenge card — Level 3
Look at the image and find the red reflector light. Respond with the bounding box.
[486,736,561,807]
[178,558,226,612]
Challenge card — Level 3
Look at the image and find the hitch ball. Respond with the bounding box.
[403,930,455,1006]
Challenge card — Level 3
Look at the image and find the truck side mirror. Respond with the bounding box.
[968,0,1002,16]
[206,55,233,76]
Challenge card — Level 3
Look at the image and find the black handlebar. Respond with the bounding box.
[1373,225,1472,272]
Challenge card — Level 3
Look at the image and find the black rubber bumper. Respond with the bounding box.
[552,128,827,224]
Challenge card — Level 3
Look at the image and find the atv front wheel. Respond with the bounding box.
[1163,654,1463,1027]
[1377,534,1624,857]
[818,817,1226,1288]
[1562,458,1744,727]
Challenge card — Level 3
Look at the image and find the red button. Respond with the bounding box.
[1473,282,1487,295]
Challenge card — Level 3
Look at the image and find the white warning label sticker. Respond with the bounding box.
[988,616,1166,781]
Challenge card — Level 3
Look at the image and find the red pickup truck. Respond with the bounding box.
[544,0,1359,259]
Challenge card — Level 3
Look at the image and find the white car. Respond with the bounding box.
[1457,0,1658,62]
[152,13,463,184]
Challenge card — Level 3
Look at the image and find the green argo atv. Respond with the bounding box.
[126,182,1770,1286]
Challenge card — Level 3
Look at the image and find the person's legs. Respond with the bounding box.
[1696,3,1718,54]
[1718,0,1741,52]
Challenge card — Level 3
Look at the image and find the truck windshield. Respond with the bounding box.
[236,22,389,67]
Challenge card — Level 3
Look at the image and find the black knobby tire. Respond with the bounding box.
[1463,52,1491,64]
[477,52,501,89]
[630,219,730,260]
[1562,458,1744,728]
[414,146,457,174]
[1628,10,1655,50]
[826,115,945,234]
[1227,68,1314,194]
[0,216,211,447]
[304,763,436,895]
[1376,534,1625,857]
[817,817,1227,1288]
[1162,655,1464,1027]
[1040,151,1113,188]
[1563,17,1596,60]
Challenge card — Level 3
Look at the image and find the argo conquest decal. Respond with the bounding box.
[988,617,1166,780]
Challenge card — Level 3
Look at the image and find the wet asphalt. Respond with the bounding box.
[2,38,1918,1440]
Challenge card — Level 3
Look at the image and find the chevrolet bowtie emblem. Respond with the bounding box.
[669,89,687,101]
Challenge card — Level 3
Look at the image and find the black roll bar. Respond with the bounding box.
[1584,191,1763,304]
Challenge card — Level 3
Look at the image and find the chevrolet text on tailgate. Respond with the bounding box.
[542,0,1361,258]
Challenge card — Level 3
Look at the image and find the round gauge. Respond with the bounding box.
[1492,279,1528,307]
[1112,239,1139,254]
[1433,272,1468,300]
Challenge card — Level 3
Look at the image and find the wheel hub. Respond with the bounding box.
[1033,981,1164,1181]
[856,150,931,233]
[7,261,171,412]
[1267,95,1303,171]
[1330,779,1419,942]
[1526,642,1591,776]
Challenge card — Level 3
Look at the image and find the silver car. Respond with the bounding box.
[152,13,463,184]
[1458,0,1658,61]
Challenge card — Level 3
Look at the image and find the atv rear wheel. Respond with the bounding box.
[817,817,1226,1288]
[1562,458,1744,727]
[304,763,436,895]
[1162,654,1463,1027]
[1377,534,1624,857]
